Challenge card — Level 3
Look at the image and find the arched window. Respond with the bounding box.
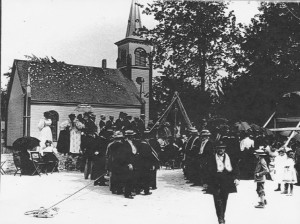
[48,110,59,141]
[134,48,147,66]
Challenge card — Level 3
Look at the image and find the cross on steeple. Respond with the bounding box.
[126,0,142,37]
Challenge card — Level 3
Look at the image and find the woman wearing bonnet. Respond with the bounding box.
[38,111,53,148]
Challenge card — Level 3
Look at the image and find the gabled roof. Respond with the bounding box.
[14,59,142,106]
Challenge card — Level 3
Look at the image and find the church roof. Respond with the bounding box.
[126,0,142,38]
[14,59,142,107]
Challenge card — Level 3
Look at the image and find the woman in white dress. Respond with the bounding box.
[59,114,84,154]
[38,111,53,148]
[282,148,297,195]
[273,148,287,191]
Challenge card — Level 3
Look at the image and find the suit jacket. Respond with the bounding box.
[206,153,239,195]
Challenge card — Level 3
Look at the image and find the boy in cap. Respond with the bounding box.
[253,149,269,208]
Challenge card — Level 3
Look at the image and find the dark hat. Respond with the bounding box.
[69,113,76,119]
[215,144,227,150]
[100,114,106,119]
[109,115,114,119]
[125,130,136,136]
[45,140,52,144]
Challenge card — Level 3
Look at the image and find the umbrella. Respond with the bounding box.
[75,104,93,113]
[282,91,300,98]
[12,137,40,152]
[235,121,251,131]
[250,123,274,136]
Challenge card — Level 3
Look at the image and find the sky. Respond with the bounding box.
[1,0,260,89]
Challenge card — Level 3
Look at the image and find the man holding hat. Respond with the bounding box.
[206,143,240,224]
[253,148,269,208]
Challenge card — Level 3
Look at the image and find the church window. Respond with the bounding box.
[134,48,147,66]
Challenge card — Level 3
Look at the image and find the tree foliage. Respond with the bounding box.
[141,1,242,122]
[218,2,300,124]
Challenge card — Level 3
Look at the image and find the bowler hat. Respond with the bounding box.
[215,144,227,150]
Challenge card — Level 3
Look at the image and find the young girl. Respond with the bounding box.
[254,149,269,208]
[282,148,297,195]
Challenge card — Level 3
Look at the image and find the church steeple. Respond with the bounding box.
[126,0,142,37]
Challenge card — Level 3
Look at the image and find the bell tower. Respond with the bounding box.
[115,0,152,124]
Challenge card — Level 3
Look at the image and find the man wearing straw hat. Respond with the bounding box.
[253,148,269,208]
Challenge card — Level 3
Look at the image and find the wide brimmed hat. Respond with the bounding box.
[113,131,124,138]
[200,129,211,136]
[215,144,227,150]
[254,149,267,155]
[125,130,136,136]
[285,147,294,154]
[189,127,199,134]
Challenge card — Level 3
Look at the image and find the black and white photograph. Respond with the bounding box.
[1,0,300,224]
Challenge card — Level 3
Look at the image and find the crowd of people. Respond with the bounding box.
[55,111,160,199]
[30,110,300,205]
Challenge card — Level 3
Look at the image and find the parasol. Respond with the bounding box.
[12,136,40,152]
[282,91,300,98]
[75,104,93,113]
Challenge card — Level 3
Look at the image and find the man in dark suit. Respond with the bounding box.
[99,114,106,132]
[198,129,214,187]
[105,116,114,130]
[183,127,200,184]
[206,144,240,224]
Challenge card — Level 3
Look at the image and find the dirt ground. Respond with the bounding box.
[0,169,300,224]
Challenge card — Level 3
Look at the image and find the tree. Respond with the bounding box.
[141,1,242,120]
[218,2,300,124]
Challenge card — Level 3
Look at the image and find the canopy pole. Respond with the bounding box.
[149,94,178,133]
[283,121,300,148]
[263,111,276,128]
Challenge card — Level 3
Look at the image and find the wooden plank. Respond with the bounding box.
[269,127,300,132]
[276,117,300,122]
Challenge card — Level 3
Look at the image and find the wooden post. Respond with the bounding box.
[284,121,300,147]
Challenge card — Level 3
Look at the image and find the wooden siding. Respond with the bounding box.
[30,104,141,142]
[7,70,24,146]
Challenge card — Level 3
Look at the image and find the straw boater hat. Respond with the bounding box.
[200,129,211,136]
[254,149,267,155]
[113,131,124,139]
[125,130,136,136]
[189,127,199,134]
